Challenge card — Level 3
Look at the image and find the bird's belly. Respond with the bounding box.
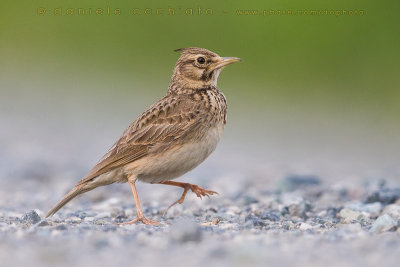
[127,124,224,183]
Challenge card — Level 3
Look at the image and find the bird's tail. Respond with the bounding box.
[45,183,93,218]
[46,170,122,218]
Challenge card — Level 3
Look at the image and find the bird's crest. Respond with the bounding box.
[174,47,219,57]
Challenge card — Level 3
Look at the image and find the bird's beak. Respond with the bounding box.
[208,57,241,71]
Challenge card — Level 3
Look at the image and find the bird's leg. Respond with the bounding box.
[158,181,218,215]
[119,181,159,225]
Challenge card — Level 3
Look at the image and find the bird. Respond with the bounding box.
[46,47,241,225]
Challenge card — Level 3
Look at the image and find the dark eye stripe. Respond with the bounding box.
[183,59,195,64]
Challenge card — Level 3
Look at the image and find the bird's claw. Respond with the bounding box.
[118,216,159,226]
[163,184,218,216]
[190,185,218,199]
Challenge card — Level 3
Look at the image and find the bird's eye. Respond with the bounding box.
[197,57,205,64]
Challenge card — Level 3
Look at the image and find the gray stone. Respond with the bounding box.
[281,221,295,230]
[299,222,313,231]
[382,204,400,220]
[205,212,232,222]
[288,202,312,219]
[22,210,41,224]
[113,214,128,223]
[338,208,364,223]
[363,202,382,217]
[84,217,95,222]
[75,211,89,219]
[245,215,268,228]
[66,216,81,223]
[346,202,382,218]
[325,207,340,219]
[259,211,280,221]
[365,188,400,204]
[370,214,397,233]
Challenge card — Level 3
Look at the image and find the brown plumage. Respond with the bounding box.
[46,47,241,225]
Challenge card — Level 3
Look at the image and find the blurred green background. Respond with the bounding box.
[1,0,399,183]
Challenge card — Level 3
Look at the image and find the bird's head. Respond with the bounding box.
[169,47,241,93]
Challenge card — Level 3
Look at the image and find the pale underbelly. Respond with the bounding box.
[125,125,224,183]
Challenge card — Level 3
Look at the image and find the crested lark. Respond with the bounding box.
[46,47,241,225]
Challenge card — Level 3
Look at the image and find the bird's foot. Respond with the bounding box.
[163,183,218,216]
[118,216,159,226]
[189,184,218,200]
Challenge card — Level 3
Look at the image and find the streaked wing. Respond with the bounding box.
[78,94,205,184]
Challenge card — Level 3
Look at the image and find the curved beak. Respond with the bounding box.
[208,57,241,71]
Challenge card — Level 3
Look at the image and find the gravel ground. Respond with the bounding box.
[1,173,399,267]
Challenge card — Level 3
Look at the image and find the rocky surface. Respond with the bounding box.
[1,174,400,267]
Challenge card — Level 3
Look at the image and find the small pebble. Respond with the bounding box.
[299,223,312,231]
[259,211,281,222]
[84,217,95,222]
[370,214,397,233]
[66,216,82,223]
[339,208,364,223]
[22,210,41,225]
[346,202,382,218]
[245,215,268,228]
[382,204,400,220]
[365,189,400,205]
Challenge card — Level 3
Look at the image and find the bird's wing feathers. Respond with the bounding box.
[78,95,205,184]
